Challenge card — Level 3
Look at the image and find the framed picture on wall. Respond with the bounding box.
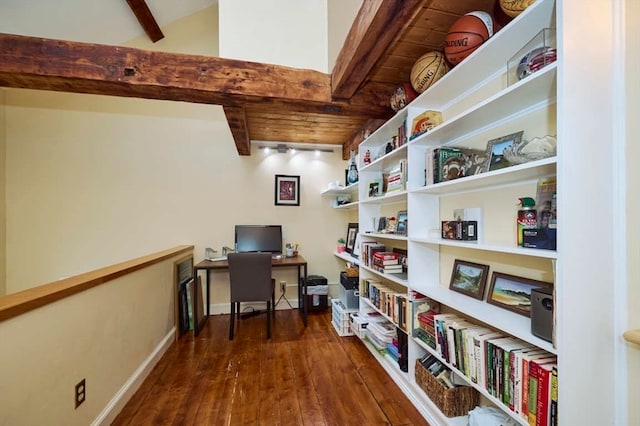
[275,175,300,206]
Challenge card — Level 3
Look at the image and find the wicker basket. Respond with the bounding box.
[414,360,479,417]
[345,267,359,277]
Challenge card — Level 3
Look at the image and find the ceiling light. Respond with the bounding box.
[257,143,335,154]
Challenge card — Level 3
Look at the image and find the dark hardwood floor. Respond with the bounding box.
[112,308,429,425]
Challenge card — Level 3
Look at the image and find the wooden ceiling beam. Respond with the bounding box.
[331,0,428,99]
[0,33,391,119]
[223,106,251,155]
[126,0,165,43]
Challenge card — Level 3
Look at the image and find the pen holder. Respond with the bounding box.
[286,247,294,257]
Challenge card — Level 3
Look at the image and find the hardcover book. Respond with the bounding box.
[430,147,489,183]
[528,358,557,426]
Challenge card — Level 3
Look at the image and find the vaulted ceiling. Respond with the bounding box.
[0,0,509,159]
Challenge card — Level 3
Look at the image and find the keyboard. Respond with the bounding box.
[206,256,227,262]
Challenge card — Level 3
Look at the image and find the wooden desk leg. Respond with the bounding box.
[300,264,308,327]
[206,270,211,316]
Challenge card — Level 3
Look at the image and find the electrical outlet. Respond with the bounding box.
[280,281,286,294]
[75,379,86,409]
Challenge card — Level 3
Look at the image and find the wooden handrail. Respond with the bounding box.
[0,245,194,322]
[624,329,640,345]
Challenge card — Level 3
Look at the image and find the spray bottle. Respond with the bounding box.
[517,197,537,247]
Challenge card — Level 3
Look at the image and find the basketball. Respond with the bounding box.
[409,51,449,93]
[500,0,537,17]
[444,11,496,66]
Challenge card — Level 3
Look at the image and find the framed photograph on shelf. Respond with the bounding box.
[487,272,553,317]
[396,210,408,235]
[484,131,524,171]
[368,179,382,198]
[449,259,489,300]
[275,175,300,206]
[345,222,359,254]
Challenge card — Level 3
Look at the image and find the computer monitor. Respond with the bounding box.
[234,225,283,254]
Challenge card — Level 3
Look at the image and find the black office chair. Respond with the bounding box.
[227,252,276,340]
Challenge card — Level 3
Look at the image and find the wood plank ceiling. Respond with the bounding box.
[0,0,509,158]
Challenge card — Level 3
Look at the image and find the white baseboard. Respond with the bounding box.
[91,327,176,426]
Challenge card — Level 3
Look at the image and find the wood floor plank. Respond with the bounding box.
[113,309,429,426]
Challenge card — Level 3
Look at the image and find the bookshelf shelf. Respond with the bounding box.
[320,182,359,197]
[409,157,556,196]
[333,251,359,265]
[408,64,557,150]
[364,232,408,242]
[359,190,407,206]
[360,264,408,287]
[409,237,558,259]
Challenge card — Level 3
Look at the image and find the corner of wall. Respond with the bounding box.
[0,89,6,296]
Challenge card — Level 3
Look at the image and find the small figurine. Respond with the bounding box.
[363,149,371,165]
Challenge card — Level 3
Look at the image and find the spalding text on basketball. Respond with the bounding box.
[444,37,469,48]
[416,69,436,88]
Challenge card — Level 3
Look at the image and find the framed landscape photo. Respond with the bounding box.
[485,131,524,171]
[487,272,553,317]
[345,222,359,254]
[275,175,300,206]
[449,259,489,300]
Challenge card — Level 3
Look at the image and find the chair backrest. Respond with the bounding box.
[227,252,273,302]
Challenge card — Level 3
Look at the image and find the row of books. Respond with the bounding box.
[384,158,407,193]
[425,146,487,185]
[433,313,557,426]
[414,308,439,350]
[367,159,408,198]
[361,278,409,331]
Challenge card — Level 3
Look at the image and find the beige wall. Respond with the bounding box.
[0,90,5,296]
[219,0,328,71]
[327,0,361,72]
[627,0,640,423]
[0,254,184,426]
[3,5,350,300]
[124,5,219,56]
[4,90,347,297]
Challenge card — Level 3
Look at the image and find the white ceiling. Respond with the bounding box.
[0,0,216,45]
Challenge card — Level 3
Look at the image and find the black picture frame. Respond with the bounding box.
[487,271,553,317]
[345,222,359,254]
[449,259,489,300]
[485,131,524,171]
[275,175,300,206]
[396,210,408,235]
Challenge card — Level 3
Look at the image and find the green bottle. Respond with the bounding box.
[517,197,537,247]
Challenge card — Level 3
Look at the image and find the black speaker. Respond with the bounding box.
[531,287,554,342]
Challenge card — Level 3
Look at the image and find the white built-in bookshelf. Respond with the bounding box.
[321,1,565,424]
